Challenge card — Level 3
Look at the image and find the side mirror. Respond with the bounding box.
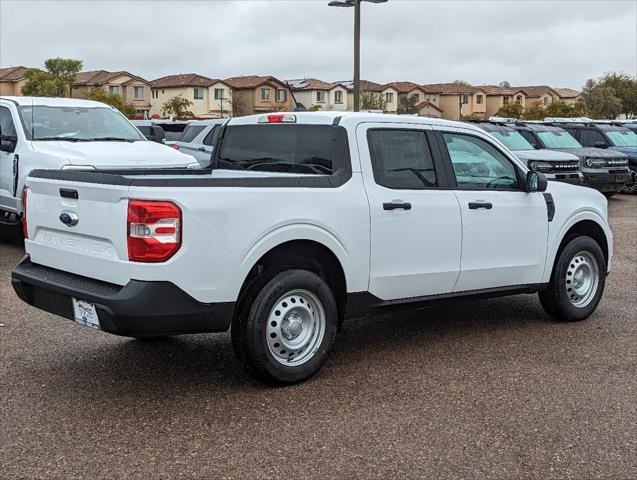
[0,134,17,153]
[594,141,608,149]
[526,171,548,193]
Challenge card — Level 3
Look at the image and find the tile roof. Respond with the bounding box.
[478,85,525,96]
[0,66,29,81]
[286,78,346,91]
[421,83,478,94]
[224,75,286,89]
[514,85,559,97]
[384,81,424,93]
[415,100,443,112]
[74,70,150,86]
[555,88,581,99]
[151,73,222,88]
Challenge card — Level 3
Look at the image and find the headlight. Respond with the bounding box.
[529,161,553,173]
[583,158,606,168]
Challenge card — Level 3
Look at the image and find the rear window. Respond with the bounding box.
[179,125,205,143]
[159,123,187,141]
[216,124,349,175]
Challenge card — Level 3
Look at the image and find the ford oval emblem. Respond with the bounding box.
[59,211,79,227]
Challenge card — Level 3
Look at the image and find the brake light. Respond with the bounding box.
[22,186,28,238]
[127,200,181,262]
[257,114,296,124]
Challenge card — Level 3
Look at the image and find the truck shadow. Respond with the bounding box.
[27,293,553,401]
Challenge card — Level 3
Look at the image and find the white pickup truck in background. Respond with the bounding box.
[12,112,612,384]
[0,96,196,233]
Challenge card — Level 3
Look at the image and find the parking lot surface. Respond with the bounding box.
[0,195,635,480]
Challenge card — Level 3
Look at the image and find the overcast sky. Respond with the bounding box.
[1,0,635,89]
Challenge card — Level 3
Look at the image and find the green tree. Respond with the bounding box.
[161,94,194,119]
[83,88,136,118]
[397,94,419,115]
[499,81,511,88]
[544,100,586,118]
[453,80,471,86]
[523,101,546,120]
[360,92,387,111]
[21,57,83,97]
[596,72,637,118]
[581,78,622,119]
[495,102,524,119]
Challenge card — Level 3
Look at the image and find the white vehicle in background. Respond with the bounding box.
[13,112,612,384]
[170,119,225,166]
[0,96,197,232]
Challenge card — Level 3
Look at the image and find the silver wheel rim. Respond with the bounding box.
[266,289,326,366]
[565,250,600,308]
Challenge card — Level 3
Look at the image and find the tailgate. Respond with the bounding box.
[25,176,131,286]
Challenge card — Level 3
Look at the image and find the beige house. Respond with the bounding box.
[385,81,432,113]
[73,70,152,115]
[477,85,527,117]
[416,101,443,118]
[555,88,582,105]
[223,76,292,116]
[422,83,485,120]
[515,85,560,108]
[0,66,29,96]
[150,74,232,118]
[286,78,349,111]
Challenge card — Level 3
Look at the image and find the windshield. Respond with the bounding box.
[217,124,348,174]
[487,130,534,150]
[536,129,582,148]
[19,106,144,142]
[179,125,206,143]
[605,130,637,147]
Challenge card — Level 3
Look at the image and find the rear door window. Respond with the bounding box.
[179,125,205,143]
[217,124,349,175]
[367,129,437,189]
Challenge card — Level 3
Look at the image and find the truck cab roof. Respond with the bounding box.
[0,96,115,109]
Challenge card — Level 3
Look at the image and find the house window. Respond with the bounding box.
[476,94,483,104]
[109,85,120,95]
[276,89,287,102]
[151,90,158,99]
[214,88,225,100]
[385,92,394,103]
[462,94,469,104]
[133,86,144,99]
[503,96,510,104]
[261,88,270,101]
[194,87,204,100]
[543,96,550,106]
[516,95,522,103]
[334,90,343,104]
[316,91,326,103]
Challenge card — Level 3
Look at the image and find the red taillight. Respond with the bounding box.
[127,200,181,262]
[22,186,28,238]
[170,144,180,151]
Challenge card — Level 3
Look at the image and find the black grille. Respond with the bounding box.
[550,161,580,173]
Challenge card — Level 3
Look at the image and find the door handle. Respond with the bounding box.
[197,147,207,152]
[468,201,493,210]
[383,201,412,211]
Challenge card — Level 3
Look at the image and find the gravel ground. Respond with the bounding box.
[0,195,635,480]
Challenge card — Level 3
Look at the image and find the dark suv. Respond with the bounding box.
[507,122,630,197]
[546,121,637,195]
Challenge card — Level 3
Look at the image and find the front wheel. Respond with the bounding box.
[539,236,606,322]
[621,168,637,195]
[232,269,339,384]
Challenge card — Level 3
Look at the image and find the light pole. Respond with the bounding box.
[328,0,387,112]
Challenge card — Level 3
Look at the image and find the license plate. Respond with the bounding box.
[72,298,100,329]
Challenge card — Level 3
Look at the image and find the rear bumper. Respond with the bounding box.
[582,171,630,192]
[11,256,234,337]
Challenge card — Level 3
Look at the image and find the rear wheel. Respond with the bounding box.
[232,269,338,384]
[539,236,606,322]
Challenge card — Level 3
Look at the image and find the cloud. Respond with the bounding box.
[0,0,635,89]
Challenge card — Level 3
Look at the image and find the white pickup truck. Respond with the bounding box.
[0,96,196,232]
[12,112,612,384]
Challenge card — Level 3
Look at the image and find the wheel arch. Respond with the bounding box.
[545,213,611,282]
[235,227,352,322]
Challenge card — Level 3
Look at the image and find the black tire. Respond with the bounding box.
[621,168,637,195]
[232,269,338,384]
[539,235,606,322]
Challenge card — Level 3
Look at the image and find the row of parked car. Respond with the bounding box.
[466,117,636,196]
